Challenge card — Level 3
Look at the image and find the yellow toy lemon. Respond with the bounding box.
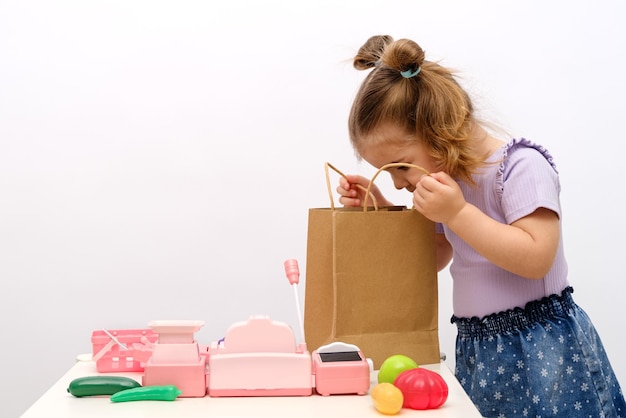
[371,382,404,415]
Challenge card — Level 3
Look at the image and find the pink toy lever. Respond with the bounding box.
[284,259,300,285]
[284,259,306,344]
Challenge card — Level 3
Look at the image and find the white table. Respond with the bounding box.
[21,358,482,417]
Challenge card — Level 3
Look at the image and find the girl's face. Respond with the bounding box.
[359,124,438,193]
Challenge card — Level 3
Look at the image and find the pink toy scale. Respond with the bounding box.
[207,315,312,397]
[142,320,208,397]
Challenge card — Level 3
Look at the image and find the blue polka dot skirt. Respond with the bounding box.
[452,287,625,417]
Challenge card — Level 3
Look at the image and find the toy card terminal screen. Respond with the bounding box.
[318,351,363,362]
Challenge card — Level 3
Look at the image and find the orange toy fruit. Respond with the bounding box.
[371,382,404,415]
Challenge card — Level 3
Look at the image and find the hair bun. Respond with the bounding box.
[383,38,425,76]
[353,35,394,70]
[353,36,425,77]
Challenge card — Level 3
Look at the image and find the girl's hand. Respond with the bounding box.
[337,174,393,207]
[412,172,466,224]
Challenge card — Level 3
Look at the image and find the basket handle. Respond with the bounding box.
[324,162,430,211]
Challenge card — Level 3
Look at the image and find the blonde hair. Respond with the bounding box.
[349,35,484,184]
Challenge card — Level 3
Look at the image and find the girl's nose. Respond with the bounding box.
[391,176,410,190]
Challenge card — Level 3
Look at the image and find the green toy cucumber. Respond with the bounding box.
[110,385,182,402]
[67,376,141,397]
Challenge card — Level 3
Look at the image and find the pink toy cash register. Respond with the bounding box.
[207,315,312,397]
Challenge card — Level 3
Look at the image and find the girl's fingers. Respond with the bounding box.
[338,196,361,207]
[336,185,356,198]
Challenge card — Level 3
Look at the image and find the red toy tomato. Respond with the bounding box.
[393,367,448,410]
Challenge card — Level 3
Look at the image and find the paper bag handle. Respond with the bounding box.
[324,162,430,211]
[325,162,376,210]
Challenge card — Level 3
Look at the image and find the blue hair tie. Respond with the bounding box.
[400,66,421,79]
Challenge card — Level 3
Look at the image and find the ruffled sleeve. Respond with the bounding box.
[495,138,561,223]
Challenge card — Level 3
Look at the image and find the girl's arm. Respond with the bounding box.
[414,172,559,279]
[447,205,559,279]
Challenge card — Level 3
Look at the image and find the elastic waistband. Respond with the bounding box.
[452,287,575,339]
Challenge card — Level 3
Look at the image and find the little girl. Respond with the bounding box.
[337,35,625,417]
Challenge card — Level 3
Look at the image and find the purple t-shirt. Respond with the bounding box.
[439,138,570,318]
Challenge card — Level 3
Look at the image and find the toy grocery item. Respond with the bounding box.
[67,376,141,397]
[377,354,419,384]
[370,382,404,415]
[110,385,182,402]
[393,367,448,410]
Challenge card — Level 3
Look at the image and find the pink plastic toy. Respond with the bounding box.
[86,259,370,399]
[207,315,312,397]
[284,259,300,285]
[284,259,306,344]
[91,329,158,373]
[284,259,370,396]
[142,320,208,397]
[312,342,370,396]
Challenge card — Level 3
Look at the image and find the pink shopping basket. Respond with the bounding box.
[91,329,159,372]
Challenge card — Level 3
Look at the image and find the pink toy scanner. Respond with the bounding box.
[142,320,208,397]
[312,342,371,396]
[207,315,312,397]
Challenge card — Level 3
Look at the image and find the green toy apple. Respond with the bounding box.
[378,354,419,384]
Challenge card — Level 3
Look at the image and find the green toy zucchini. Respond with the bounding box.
[110,385,182,402]
[67,376,141,397]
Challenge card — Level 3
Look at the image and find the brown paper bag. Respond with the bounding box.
[304,163,440,368]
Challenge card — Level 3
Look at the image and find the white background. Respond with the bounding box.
[1,1,625,416]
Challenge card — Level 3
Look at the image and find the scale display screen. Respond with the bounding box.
[318,351,363,362]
